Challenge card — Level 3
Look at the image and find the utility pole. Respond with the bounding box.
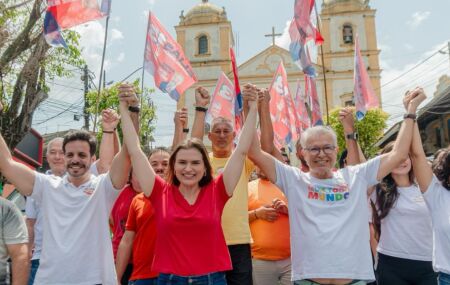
[82,65,90,130]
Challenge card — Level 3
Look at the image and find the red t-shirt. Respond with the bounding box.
[125,193,158,280]
[150,174,231,276]
[111,185,137,259]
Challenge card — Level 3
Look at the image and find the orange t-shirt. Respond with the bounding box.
[248,179,291,261]
[125,193,158,280]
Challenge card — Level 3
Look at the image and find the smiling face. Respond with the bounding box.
[173,148,206,188]
[46,138,65,176]
[302,133,338,174]
[64,140,94,178]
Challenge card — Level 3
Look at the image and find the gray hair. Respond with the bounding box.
[300,126,337,148]
[46,137,64,155]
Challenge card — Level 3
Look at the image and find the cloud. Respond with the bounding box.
[275,20,291,50]
[148,0,156,5]
[407,11,431,29]
[72,23,124,77]
[110,28,124,41]
[381,41,449,127]
[403,43,414,51]
[117,52,125,62]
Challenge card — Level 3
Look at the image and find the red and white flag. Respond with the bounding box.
[206,72,236,126]
[293,0,324,45]
[354,34,379,120]
[293,79,311,132]
[305,74,323,126]
[269,62,298,149]
[144,12,197,101]
[46,0,104,29]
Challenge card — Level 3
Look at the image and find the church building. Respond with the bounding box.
[175,0,381,137]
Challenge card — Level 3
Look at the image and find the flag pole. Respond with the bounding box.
[92,14,111,133]
[314,2,330,124]
[140,11,151,130]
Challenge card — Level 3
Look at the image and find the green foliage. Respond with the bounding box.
[86,79,157,153]
[327,108,388,159]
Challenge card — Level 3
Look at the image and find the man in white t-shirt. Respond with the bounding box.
[248,90,427,284]
[25,109,120,285]
[0,118,132,284]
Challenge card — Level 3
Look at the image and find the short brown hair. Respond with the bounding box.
[166,138,213,187]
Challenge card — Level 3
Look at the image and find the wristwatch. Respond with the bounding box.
[345,132,359,140]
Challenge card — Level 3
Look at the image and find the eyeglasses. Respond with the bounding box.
[304,145,336,155]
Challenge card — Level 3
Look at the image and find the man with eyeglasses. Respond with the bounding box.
[248,91,427,285]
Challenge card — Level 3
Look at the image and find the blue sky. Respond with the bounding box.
[33,0,450,147]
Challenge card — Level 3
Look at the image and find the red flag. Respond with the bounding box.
[206,72,236,126]
[269,62,298,149]
[293,0,324,45]
[293,79,311,132]
[46,0,104,29]
[305,74,323,126]
[144,12,197,101]
[229,47,243,132]
[354,34,379,120]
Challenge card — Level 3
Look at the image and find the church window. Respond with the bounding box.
[198,35,208,55]
[343,24,353,44]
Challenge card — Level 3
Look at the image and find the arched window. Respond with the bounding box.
[198,35,208,55]
[343,24,353,44]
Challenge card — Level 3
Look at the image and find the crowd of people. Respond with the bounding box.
[0,85,449,285]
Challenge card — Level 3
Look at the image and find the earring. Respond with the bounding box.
[203,171,207,177]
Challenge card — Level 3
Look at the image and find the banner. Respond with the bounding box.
[293,0,324,45]
[354,34,379,120]
[289,20,316,76]
[305,74,323,126]
[230,47,243,132]
[144,12,197,101]
[206,72,236,126]
[269,62,298,149]
[44,0,109,48]
[293,79,311,132]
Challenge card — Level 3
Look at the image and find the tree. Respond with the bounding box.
[85,80,157,154]
[0,0,84,150]
[327,107,389,159]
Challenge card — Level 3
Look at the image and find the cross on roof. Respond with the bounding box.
[265,26,282,46]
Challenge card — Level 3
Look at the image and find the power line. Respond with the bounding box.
[34,98,84,125]
[378,45,447,90]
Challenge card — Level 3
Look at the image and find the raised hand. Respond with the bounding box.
[338,107,355,134]
[174,107,188,128]
[255,205,279,222]
[404,87,426,113]
[118,83,139,107]
[242,84,258,109]
[101,108,120,132]
[195,86,210,107]
[272,198,288,215]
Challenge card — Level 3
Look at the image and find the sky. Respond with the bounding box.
[32,0,450,148]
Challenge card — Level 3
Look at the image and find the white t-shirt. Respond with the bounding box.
[275,157,381,282]
[25,163,100,261]
[370,185,433,261]
[31,172,120,285]
[423,175,450,274]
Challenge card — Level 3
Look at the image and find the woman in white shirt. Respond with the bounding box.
[371,142,436,285]
[406,88,450,285]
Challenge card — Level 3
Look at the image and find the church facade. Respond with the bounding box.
[175,0,381,135]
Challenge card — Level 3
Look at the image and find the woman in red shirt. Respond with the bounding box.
[117,86,258,284]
